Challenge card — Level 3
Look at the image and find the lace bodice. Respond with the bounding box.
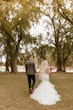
[39,70,49,81]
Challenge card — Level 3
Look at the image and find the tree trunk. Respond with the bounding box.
[7,32,22,73]
[57,57,62,71]
[62,61,66,72]
[56,45,62,71]
[10,55,18,73]
[5,57,10,71]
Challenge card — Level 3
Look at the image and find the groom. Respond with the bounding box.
[25,54,37,94]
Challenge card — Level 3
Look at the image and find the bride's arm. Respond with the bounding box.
[45,67,51,75]
[35,66,41,76]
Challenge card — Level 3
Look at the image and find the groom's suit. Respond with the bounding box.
[25,59,36,90]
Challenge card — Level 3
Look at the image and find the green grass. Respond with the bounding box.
[0,72,73,110]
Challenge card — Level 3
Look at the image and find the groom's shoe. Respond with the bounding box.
[29,88,33,94]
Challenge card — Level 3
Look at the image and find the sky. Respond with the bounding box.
[30,16,52,37]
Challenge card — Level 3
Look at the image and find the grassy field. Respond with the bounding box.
[0,72,73,110]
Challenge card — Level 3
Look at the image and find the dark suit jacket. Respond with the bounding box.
[25,59,36,75]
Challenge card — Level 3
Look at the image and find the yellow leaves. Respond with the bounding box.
[36,0,44,3]
[3,20,13,34]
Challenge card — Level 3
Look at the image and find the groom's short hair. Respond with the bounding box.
[28,53,34,59]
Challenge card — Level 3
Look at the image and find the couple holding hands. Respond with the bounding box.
[25,54,60,105]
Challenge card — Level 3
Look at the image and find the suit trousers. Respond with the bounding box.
[27,75,35,90]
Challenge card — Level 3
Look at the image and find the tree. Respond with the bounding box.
[0,0,41,73]
[34,0,73,71]
[0,0,73,73]
[56,0,73,71]
[51,0,73,71]
[57,0,73,25]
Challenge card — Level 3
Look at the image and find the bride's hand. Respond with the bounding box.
[35,73,39,76]
[46,67,51,75]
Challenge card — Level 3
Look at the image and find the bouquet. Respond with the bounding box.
[49,66,54,71]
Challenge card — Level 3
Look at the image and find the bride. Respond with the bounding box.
[30,60,61,105]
